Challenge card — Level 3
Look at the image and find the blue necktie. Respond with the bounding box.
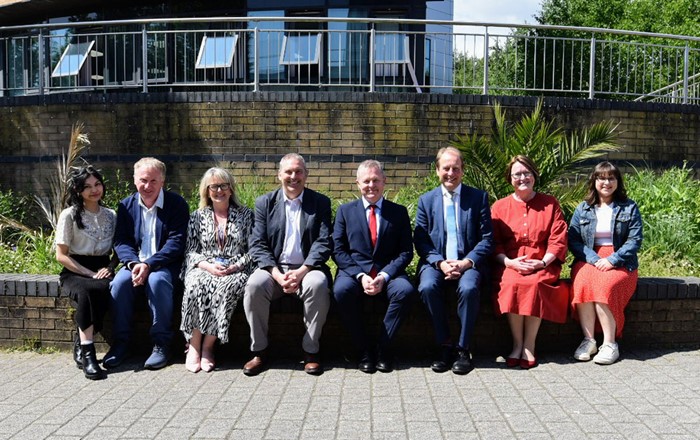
[445,192,458,260]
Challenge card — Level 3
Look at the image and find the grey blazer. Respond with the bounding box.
[248,187,333,276]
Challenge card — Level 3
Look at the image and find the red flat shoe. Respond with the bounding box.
[506,357,519,368]
[520,357,537,369]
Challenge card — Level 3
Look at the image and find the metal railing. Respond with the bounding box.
[1,17,699,104]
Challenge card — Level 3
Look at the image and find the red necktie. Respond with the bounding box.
[369,205,378,278]
[369,204,378,248]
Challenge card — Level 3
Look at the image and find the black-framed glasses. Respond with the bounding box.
[208,183,231,192]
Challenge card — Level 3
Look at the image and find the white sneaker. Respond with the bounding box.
[593,342,619,365]
[573,338,598,361]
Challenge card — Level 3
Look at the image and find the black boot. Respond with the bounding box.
[73,333,83,370]
[82,343,107,380]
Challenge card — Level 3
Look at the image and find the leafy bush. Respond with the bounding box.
[0,165,698,277]
[626,164,700,276]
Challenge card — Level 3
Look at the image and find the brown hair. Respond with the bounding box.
[584,161,628,205]
[435,146,463,169]
[505,155,540,185]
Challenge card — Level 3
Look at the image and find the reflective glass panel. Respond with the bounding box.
[52,41,95,77]
[195,35,238,69]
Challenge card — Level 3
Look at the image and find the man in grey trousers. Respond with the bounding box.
[243,153,332,376]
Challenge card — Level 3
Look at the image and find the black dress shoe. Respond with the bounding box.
[358,351,376,374]
[376,348,394,373]
[452,349,473,375]
[73,333,83,370]
[431,345,454,373]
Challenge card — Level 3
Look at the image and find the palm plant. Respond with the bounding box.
[452,100,620,215]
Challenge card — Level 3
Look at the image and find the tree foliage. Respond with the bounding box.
[537,0,700,36]
[451,100,620,216]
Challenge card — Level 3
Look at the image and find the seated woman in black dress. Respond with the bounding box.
[55,166,117,380]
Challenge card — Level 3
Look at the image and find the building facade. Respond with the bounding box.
[0,0,453,96]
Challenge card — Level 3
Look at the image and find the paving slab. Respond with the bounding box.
[0,348,698,439]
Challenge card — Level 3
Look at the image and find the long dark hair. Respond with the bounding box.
[65,165,106,229]
[584,161,628,205]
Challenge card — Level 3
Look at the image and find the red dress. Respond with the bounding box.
[491,193,569,323]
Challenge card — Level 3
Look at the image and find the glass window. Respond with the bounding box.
[195,34,239,69]
[374,33,408,63]
[51,41,95,77]
[279,33,321,65]
[248,10,285,78]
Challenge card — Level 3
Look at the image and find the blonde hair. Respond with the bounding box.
[134,157,166,179]
[198,167,240,210]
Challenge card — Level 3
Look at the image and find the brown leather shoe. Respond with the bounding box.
[303,352,323,375]
[243,353,266,376]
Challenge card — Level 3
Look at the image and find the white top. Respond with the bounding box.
[55,206,116,256]
[280,191,304,265]
[138,189,164,262]
[594,204,614,246]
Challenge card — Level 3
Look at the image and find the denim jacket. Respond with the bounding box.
[568,199,643,271]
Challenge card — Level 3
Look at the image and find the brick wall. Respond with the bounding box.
[1,274,698,356]
[1,93,699,202]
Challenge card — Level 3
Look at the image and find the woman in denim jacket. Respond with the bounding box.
[569,161,643,365]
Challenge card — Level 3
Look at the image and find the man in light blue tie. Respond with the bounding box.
[414,147,493,374]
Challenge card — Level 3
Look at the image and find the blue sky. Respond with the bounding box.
[453,0,542,25]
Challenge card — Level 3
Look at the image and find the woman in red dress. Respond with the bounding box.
[491,155,569,369]
[569,162,642,365]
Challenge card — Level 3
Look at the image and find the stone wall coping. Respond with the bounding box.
[2,92,700,115]
[1,273,698,300]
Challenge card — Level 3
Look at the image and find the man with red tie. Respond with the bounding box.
[332,160,416,373]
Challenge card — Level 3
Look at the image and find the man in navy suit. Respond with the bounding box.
[104,157,189,370]
[414,147,493,374]
[333,160,416,373]
[243,153,332,376]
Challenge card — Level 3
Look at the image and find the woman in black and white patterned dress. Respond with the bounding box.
[181,167,253,373]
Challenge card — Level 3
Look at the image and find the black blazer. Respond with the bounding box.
[248,187,333,275]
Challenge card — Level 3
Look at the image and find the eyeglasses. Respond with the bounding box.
[511,172,533,179]
[596,176,617,183]
[208,183,231,192]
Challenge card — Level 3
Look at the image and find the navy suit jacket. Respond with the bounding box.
[414,184,493,273]
[113,190,189,274]
[333,198,413,280]
[248,187,333,275]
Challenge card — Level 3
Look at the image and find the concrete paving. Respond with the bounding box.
[0,348,698,439]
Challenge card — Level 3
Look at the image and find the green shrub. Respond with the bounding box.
[626,164,700,276]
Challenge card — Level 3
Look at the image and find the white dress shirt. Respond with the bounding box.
[280,191,305,265]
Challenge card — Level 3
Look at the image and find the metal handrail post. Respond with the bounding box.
[683,43,689,105]
[38,28,44,95]
[142,24,148,93]
[369,26,375,93]
[588,35,596,99]
[483,26,489,96]
[253,26,259,92]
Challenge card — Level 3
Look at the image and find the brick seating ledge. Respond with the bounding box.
[0,274,698,358]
